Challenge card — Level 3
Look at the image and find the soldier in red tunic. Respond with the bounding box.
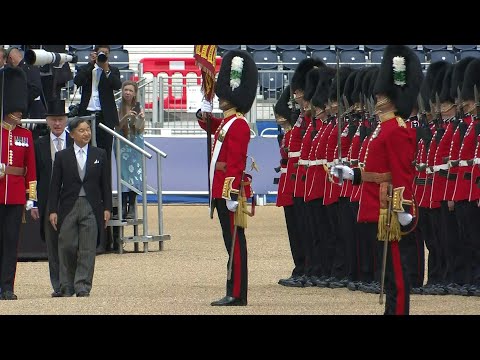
[197,50,257,306]
[0,66,37,300]
[332,45,423,315]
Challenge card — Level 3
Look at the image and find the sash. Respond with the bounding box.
[209,116,243,211]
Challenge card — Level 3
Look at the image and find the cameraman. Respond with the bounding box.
[73,45,122,170]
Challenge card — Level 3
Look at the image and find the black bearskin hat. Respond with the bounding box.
[46,100,68,117]
[362,66,379,100]
[215,50,258,114]
[311,66,336,108]
[329,66,354,103]
[342,70,358,107]
[368,67,380,100]
[373,45,423,119]
[421,61,450,111]
[461,59,480,101]
[451,57,476,101]
[290,58,325,93]
[0,66,28,117]
[438,65,455,104]
[352,67,372,104]
[304,68,322,102]
[274,85,293,124]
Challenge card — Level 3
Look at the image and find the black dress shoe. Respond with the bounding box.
[76,291,90,297]
[278,276,304,287]
[1,291,18,300]
[60,287,74,297]
[51,291,63,298]
[210,296,247,306]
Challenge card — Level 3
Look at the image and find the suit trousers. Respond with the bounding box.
[58,197,97,294]
[0,205,23,293]
[44,201,60,293]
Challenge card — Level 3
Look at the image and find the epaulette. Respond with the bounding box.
[396,117,406,128]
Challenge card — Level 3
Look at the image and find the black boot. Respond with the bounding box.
[121,192,128,219]
[126,191,136,219]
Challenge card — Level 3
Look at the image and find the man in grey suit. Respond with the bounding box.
[31,100,72,297]
[49,117,112,297]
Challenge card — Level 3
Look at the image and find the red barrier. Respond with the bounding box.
[140,57,222,110]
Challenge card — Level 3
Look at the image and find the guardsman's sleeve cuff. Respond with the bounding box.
[222,177,239,201]
[352,168,362,185]
[28,181,38,202]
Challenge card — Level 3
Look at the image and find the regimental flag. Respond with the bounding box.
[194,45,217,102]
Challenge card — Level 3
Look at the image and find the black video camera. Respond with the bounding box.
[97,52,108,63]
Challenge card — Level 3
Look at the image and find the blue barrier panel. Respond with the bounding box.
[111,136,281,203]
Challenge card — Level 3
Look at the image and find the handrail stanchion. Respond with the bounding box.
[158,76,164,128]
[142,155,149,253]
[115,136,124,253]
[152,76,159,127]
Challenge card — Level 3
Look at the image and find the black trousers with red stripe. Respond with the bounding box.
[0,205,23,293]
[215,199,248,301]
[378,232,413,315]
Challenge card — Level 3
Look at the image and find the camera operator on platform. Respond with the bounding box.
[73,45,122,169]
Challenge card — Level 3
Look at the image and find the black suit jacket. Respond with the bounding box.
[73,63,122,128]
[34,133,73,242]
[49,145,112,245]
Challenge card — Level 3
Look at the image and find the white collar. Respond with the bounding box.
[74,142,89,154]
[50,131,67,144]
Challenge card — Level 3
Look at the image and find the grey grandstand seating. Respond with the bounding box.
[75,50,92,64]
[109,45,124,50]
[259,72,284,100]
[276,45,300,51]
[336,45,359,50]
[109,49,130,70]
[69,45,94,51]
[252,50,278,70]
[365,45,387,51]
[458,50,480,60]
[311,50,336,64]
[306,45,331,51]
[429,50,456,64]
[217,45,241,54]
[339,50,366,68]
[453,45,477,51]
[423,45,447,51]
[370,49,384,64]
[280,50,307,70]
[247,45,271,52]
[120,69,135,82]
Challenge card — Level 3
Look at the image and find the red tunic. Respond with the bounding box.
[431,120,455,202]
[0,123,37,205]
[276,129,293,207]
[309,121,334,202]
[293,116,313,198]
[198,113,250,199]
[304,120,329,202]
[425,127,440,209]
[470,132,480,202]
[357,116,415,223]
[285,114,305,199]
[334,122,352,199]
[351,132,371,203]
[453,116,479,201]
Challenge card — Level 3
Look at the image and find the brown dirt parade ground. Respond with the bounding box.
[1,204,479,315]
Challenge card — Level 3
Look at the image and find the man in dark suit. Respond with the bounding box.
[73,45,122,167]
[49,117,112,297]
[31,100,72,297]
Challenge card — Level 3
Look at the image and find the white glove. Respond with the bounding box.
[0,163,5,177]
[397,212,413,226]
[26,200,34,211]
[330,164,354,180]
[201,99,213,113]
[226,200,239,212]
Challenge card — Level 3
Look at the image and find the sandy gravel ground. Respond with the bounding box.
[2,204,479,315]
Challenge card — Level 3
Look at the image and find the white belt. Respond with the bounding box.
[432,164,449,172]
[309,159,327,166]
[298,159,309,165]
[288,151,301,158]
[280,167,287,174]
[426,167,433,174]
[326,161,335,167]
[475,158,480,165]
[333,157,348,165]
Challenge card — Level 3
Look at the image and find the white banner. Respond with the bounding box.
[186,85,221,113]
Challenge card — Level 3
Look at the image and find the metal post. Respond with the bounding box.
[158,76,164,128]
[115,136,124,253]
[157,153,164,251]
[152,76,159,129]
[142,155,149,253]
[91,116,97,147]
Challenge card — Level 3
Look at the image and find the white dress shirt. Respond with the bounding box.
[74,143,89,170]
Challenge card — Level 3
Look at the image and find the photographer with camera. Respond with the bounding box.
[73,45,122,173]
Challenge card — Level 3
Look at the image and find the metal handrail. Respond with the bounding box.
[144,141,167,158]
[260,127,279,138]
[98,123,152,159]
